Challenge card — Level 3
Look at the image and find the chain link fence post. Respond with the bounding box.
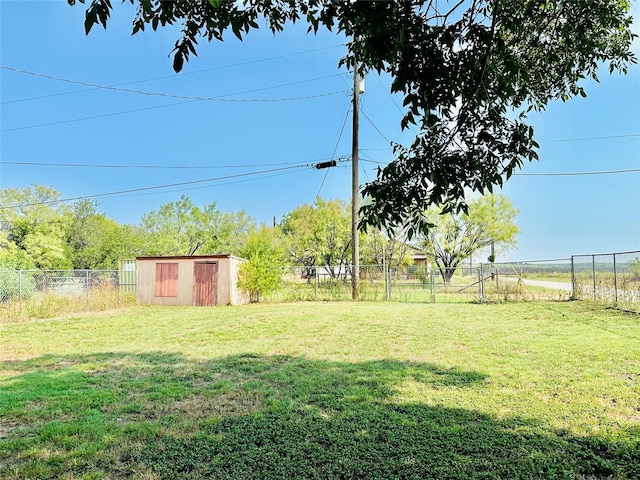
[430,268,435,303]
[314,269,318,301]
[613,253,618,306]
[570,256,575,300]
[592,255,597,302]
[85,270,90,311]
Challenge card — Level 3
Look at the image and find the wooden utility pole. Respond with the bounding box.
[351,60,360,300]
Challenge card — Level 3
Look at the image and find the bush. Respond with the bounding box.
[238,262,284,303]
[238,227,286,303]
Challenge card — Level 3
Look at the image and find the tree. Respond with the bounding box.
[70,0,636,233]
[67,199,146,269]
[214,210,256,255]
[140,195,251,256]
[281,198,351,279]
[237,225,285,302]
[0,185,72,270]
[360,226,412,268]
[0,233,35,270]
[419,194,519,284]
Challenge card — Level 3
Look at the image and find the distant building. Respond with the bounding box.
[407,245,428,268]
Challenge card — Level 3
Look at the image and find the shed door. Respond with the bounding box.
[193,261,218,306]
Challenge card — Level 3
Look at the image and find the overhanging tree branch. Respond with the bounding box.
[69,0,637,234]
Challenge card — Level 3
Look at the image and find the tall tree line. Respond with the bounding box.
[0,186,255,270]
[0,185,518,281]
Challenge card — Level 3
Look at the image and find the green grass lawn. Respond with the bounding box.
[1,302,639,479]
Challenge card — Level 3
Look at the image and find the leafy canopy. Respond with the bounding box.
[70,0,636,234]
[0,185,72,270]
[67,199,147,269]
[281,198,352,277]
[140,195,254,256]
[0,186,148,270]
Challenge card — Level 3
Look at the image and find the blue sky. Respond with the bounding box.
[1,0,639,261]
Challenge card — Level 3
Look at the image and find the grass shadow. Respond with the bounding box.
[1,352,638,479]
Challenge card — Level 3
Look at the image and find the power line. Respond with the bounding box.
[357,132,640,145]
[1,43,346,104]
[96,169,306,200]
[313,104,352,205]
[2,87,348,133]
[4,65,637,146]
[1,87,349,133]
[1,76,349,132]
[360,158,388,166]
[313,168,332,206]
[2,158,344,169]
[0,163,319,210]
[359,158,640,176]
[1,99,200,132]
[0,66,347,104]
[360,109,392,144]
[374,73,420,136]
[539,133,640,143]
[513,168,640,176]
[358,151,376,183]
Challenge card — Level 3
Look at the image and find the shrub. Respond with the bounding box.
[238,227,285,303]
[238,263,283,303]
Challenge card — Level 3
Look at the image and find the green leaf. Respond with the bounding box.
[173,52,184,73]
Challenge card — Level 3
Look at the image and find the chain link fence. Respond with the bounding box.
[265,253,639,311]
[571,251,640,312]
[3,251,638,314]
[477,252,640,312]
[266,261,578,304]
[0,270,136,303]
[0,270,136,319]
[263,265,484,303]
[479,258,574,303]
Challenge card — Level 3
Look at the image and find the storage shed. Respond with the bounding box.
[136,255,248,306]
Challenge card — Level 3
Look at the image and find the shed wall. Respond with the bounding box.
[216,257,232,305]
